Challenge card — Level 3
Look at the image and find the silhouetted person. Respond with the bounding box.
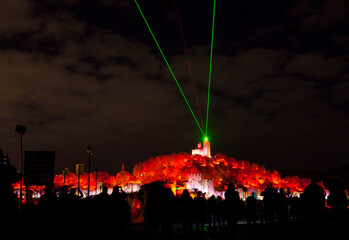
[111,186,127,201]
[276,188,288,223]
[194,191,207,231]
[327,179,348,235]
[21,189,40,237]
[110,186,130,235]
[60,187,83,237]
[56,185,70,234]
[224,183,241,233]
[298,192,305,222]
[179,189,194,233]
[157,186,176,236]
[139,180,178,237]
[216,196,225,230]
[68,188,83,219]
[58,185,69,198]
[39,184,58,236]
[208,195,218,230]
[0,151,20,237]
[261,185,277,224]
[94,185,111,236]
[290,195,302,221]
[79,192,95,238]
[246,192,257,224]
[303,179,326,224]
[139,181,162,233]
[69,187,83,200]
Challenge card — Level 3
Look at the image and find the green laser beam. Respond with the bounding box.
[134,0,205,137]
[206,0,216,136]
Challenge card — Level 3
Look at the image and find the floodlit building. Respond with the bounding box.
[124,182,141,193]
[192,139,211,157]
[186,173,215,197]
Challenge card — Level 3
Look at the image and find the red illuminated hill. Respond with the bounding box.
[132,152,311,192]
[13,152,312,193]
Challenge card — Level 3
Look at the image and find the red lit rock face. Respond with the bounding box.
[13,152,312,193]
[132,153,311,192]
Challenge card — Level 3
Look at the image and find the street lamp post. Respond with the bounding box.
[95,168,98,194]
[63,168,69,184]
[86,145,93,198]
[15,125,26,210]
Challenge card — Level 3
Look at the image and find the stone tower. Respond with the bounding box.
[192,138,211,157]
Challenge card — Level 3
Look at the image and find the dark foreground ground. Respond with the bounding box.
[124,222,345,240]
[15,221,339,240]
[7,219,347,240]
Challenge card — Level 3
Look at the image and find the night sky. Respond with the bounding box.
[1,0,349,174]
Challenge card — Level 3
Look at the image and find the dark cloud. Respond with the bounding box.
[0,0,40,35]
[1,0,349,173]
[290,0,349,31]
[285,52,348,80]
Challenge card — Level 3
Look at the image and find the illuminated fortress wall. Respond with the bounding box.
[186,173,215,197]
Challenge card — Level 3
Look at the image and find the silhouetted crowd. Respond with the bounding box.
[4,184,130,239]
[138,180,348,234]
[1,150,349,239]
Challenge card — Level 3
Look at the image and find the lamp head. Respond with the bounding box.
[15,125,27,135]
[86,145,93,155]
